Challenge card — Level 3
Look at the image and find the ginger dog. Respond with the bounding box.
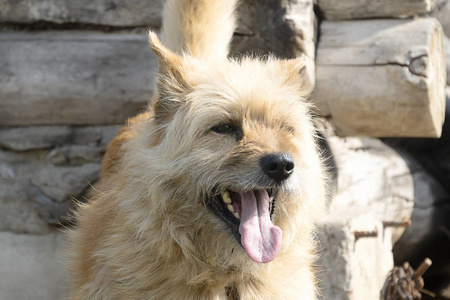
[66,0,326,299]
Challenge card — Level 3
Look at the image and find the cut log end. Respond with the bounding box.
[312,18,446,138]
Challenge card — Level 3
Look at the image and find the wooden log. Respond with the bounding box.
[0,32,156,126]
[430,0,450,37]
[232,0,316,59]
[231,0,317,89]
[0,0,163,27]
[312,18,446,138]
[0,1,318,126]
[446,35,450,86]
[317,0,435,20]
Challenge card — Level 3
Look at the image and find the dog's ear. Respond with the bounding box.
[276,55,315,97]
[148,32,190,122]
[148,31,184,78]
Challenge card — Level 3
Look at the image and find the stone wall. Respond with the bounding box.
[1,0,449,299]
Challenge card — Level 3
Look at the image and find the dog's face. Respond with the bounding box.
[139,33,322,264]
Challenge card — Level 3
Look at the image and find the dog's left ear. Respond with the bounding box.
[276,55,315,97]
[148,32,190,122]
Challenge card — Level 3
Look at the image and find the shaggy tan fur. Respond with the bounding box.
[66,0,326,299]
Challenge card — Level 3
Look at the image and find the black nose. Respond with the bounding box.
[260,153,295,182]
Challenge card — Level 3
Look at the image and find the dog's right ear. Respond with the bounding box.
[148,32,184,78]
[148,31,189,122]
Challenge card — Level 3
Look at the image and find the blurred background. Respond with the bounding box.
[0,0,449,299]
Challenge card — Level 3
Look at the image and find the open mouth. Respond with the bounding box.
[209,188,277,232]
[207,187,282,263]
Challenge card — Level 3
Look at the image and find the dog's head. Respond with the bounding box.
[129,33,324,264]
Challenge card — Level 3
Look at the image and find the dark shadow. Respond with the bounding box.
[383,94,450,299]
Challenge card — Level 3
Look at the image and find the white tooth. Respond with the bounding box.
[222,191,232,204]
[227,204,235,212]
[234,212,240,219]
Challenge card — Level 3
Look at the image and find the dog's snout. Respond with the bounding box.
[260,153,294,182]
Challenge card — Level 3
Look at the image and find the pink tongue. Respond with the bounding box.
[238,190,282,263]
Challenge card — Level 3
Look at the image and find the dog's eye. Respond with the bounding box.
[285,126,295,134]
[211,124,237,134]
